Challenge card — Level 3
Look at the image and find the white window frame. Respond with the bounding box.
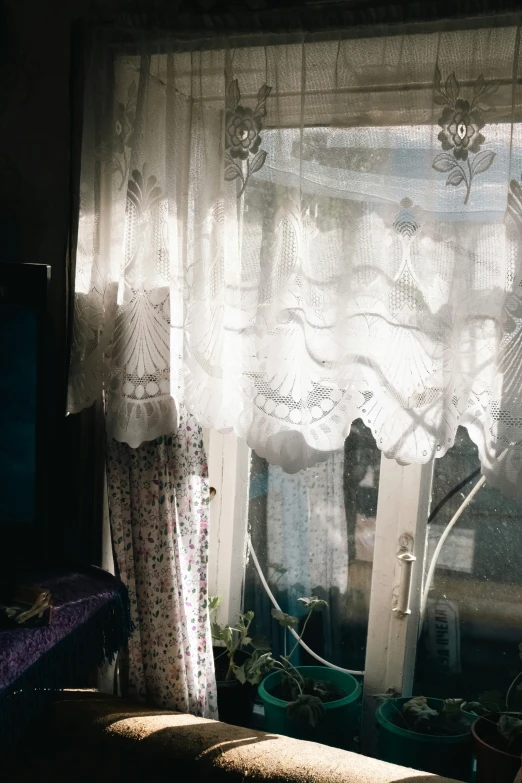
[206,429,251,630]
[361,456,433,749]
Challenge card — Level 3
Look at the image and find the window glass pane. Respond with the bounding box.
[415,426,522,702]
[245,420,380,672]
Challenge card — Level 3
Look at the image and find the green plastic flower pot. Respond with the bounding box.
[376,697,474,781]
[258,665,361,750]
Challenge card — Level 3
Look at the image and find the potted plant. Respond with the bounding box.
[375,694,475,781]
[472,644,522,783]
[209,596,272,727]
[257,597,361,750]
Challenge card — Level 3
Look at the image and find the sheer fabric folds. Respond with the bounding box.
[69,24,522,495]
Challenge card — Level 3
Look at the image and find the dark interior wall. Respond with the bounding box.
[0,0,99,567]
[0,0,85,265]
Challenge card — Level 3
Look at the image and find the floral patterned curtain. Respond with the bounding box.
[107,408,217,716]
[69,23,522,497]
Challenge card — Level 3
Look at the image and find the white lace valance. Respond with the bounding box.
[69,23,522,496]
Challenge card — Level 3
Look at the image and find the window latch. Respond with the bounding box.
[393,550,416,617]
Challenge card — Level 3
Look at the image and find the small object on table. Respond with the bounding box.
[0,586,53,629]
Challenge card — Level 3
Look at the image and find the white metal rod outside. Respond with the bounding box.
[248,536,364,677]
[419,448,507,629]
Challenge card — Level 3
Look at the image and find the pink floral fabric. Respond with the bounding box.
[107,409,217,717]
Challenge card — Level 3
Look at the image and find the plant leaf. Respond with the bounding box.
[432,153,457,173]
[445,72,460,104]
[271,608,298,628]
[471,149,496,176]
[286,694,326,727]
[249,149,267,176]
[233,663,247,684]
[211,621,224,641]
[446,169,465,187]
[208,595,222,612]
[128,81,137,98]
[221,626,234,650]
[247,653,273,680]
[244,651,274,685]
[252,651,274,668]
[434,94,448,106]
[403,696,439,721]
[442,698,466,717]
[243,658,261,685]
[250,635,271,651]
[298,596,327,611]
[226,78,241,111]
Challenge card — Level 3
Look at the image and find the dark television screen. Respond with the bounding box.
[0,304,38,524]
[0,263,49,530]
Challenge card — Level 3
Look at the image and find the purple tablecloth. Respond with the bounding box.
[0,568,131,695]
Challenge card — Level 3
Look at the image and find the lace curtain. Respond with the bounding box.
[69,23,522,496]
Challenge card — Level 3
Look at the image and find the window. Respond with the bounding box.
[207,420,522,750]
[204,99,522,750]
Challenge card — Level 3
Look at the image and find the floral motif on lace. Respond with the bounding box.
[433,69,498,204]
[225,79,272,198]
[96,80,137,191]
